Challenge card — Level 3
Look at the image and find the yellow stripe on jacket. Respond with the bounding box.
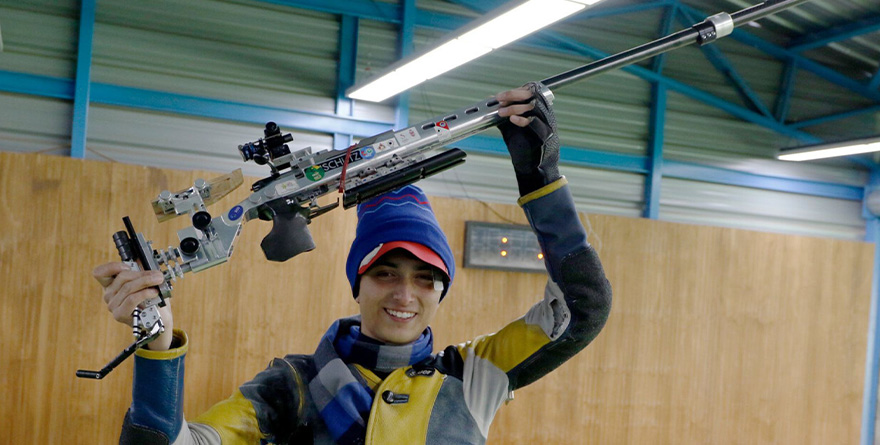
[468,318,552,373]
[191,390,266,444]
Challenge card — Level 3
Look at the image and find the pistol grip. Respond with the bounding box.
[260,202,316,262]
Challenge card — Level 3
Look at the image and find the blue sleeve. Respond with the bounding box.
[506,178,613,389]
[518,177,589,284]
[120,330,188,444]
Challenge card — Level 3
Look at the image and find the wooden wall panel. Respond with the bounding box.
[0,152,873,444]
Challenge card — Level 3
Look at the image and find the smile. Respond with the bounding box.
[385,309,416,320]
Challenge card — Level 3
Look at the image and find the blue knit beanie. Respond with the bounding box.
[346,185,455,300]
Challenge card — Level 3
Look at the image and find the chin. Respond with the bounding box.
[380,331,420,345]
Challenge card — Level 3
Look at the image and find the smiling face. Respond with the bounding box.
[356,249,443,345]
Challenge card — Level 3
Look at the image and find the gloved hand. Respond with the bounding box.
[497,81,561,196]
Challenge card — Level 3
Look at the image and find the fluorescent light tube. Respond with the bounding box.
[776,136,880,161]
[456,1,584,50]
[348,0,607,102]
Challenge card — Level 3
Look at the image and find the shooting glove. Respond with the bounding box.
[498,81,561,197]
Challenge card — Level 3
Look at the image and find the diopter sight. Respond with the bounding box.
[238,121,294,166]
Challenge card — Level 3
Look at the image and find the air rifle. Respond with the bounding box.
[77,0,811,379]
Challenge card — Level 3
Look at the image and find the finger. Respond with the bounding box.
[105,270,164,307]
[93,262,131,288]
[498,102,535,118]
[108,281,160,317]
[496,87,533,106]
[495,87,532,102]
[111,287,160,324]
[508,115,534,128]
[117,270,164,301]
[102,269,142,304]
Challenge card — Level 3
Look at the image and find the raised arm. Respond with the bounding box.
[500,82,611,387]
[449,84,612,436]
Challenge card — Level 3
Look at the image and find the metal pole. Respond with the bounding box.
[542,0,812,90]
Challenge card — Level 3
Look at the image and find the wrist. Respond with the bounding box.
[515,172,547,196]
[515,169,561,197]
[144,305,174,351]
[145,328,174,351]
[136,329,188,359]
[517,177,568,207]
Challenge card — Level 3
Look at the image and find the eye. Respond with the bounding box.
[414,273,435,288]
[369,268,398,281]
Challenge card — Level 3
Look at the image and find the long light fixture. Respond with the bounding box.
[776,135,880,161]
[347,0,606,103]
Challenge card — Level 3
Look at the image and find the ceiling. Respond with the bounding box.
[0,0,877,238]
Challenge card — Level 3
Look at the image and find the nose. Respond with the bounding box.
[391,280,416,304]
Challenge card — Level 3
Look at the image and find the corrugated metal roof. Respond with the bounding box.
[0,0,876,240]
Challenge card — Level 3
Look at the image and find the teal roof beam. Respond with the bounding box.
[774,60,798,123]
[788,14,880,53]
[447,0,671,20]
[790,103,880,129]
[870,66,880,92]
[248,0,399,23]
[71,0,96,159]
[333,14,359,150]
[460,135,863,201]
[862,170,880,445]
[394,0,416,130]
[644,2,677,220]
[0,71,394,137]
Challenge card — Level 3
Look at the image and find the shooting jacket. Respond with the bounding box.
[120,179,612,445]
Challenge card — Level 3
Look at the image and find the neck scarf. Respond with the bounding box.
[310,316,433,444]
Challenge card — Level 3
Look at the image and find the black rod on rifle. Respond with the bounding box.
[542,0,811,90]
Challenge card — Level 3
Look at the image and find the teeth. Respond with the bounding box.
[386,309,415,319]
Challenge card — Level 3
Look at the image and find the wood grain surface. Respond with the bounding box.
[0,152,872,444]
